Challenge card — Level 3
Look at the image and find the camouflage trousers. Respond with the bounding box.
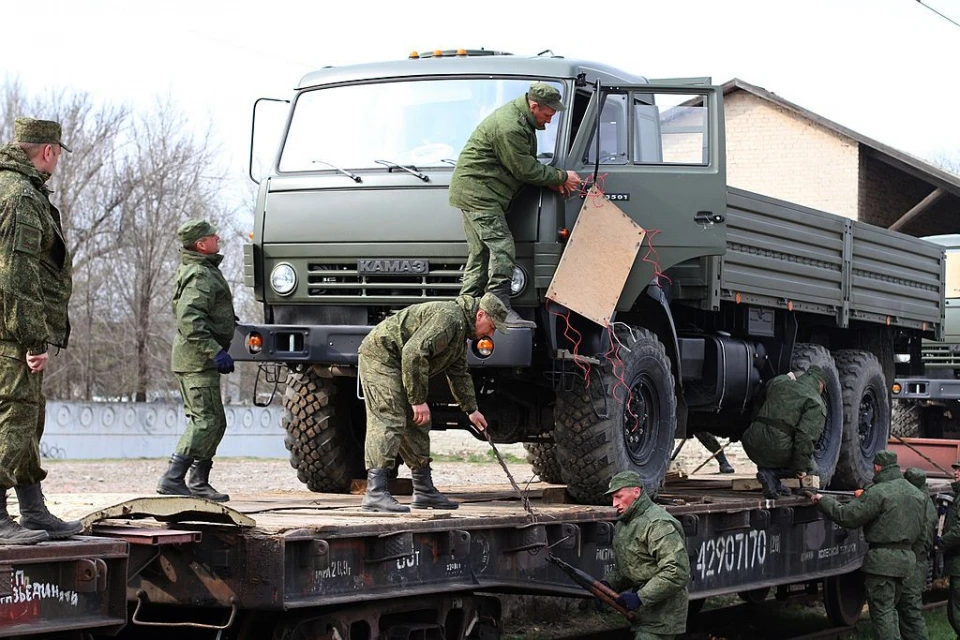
[864,572,905,640]
[174,371,226,460]
[359,354,430,471]
[897,557,929,640]
[460,209,515,298]
[0,349,47,490]
[694,431,722,453]
[949,575,960,638]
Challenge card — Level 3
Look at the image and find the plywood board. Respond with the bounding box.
[731,475,821,491]
[546,187,645,326]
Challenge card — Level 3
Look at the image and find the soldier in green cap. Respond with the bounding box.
[359,293,505,512]
[900,467,935,640]
[939,460,960,637]
[812,450,926,639]
[156,219,236,502]
[449,82,582,328]
[0,117,84,544]
[603,470,689,639]
[741,366,827,498]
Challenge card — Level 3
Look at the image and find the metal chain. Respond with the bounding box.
[481,428,539,521]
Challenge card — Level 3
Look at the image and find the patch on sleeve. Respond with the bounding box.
[14,222,41,255]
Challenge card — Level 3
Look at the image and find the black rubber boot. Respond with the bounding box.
[0,490,48,545]
[156,454,193,496]
[411,467,459,510]
[716,452,735,474]
[756,470,780,500]
[15,483,83,539]
[187,459,230,502]
[491,284,535,329]
[361,469,410,513]
[776,481,793,496]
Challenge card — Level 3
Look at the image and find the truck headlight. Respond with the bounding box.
[270,263,297,296]
[510,265,527,297]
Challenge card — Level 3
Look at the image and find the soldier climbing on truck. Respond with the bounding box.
[234,49,944,504]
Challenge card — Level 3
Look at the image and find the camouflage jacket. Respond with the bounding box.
[903,468,936,560]
[606,491,689,634]
[358,296,478,413]
[940,480,960,576]
[0,143,72,355]
[448,95,567,214]
[816,465,925,577]
[171,250,236,373]
[741,373,826,472]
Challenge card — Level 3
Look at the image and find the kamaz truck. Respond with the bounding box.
[892,234,959,438]
[233,49,944,503]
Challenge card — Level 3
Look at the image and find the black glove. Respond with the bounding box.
[214,350,235,374]
[615,590,641,611]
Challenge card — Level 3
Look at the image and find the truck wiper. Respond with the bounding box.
[440,158,457,166]
[311,160,362,183]
[374,159,430,182]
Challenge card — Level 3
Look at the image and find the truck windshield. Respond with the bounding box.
[278,78,564,173]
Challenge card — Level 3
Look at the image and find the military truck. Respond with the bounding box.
[892,234,958,438]
[234,50,944,503]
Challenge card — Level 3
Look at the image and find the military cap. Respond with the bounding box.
[873,450,898,469]
[952,460,960,470]
[604,470,643,495]
[178,219,217,247]
[478,293,509,333]
[802,366,827,386]
[904,467,927,489]
[14,117,72,152]
[528,82,565,112]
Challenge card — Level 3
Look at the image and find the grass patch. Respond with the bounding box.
[432,450,527,464]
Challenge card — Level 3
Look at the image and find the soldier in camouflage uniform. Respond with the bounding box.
[604,470,689,639]
[939,460,960,637]
[900,467,935,640]
[0,118,83,544]
[693,431,734,474]
[741,367,827,499]
[449,82,581,328]
[156,220,236,503]
[359,293,506,512]
[813,450,926,640]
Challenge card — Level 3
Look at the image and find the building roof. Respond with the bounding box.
[721,78,960,202]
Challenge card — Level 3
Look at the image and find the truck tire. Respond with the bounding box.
[790,344,842,487]
[554,327,677,503]
[282,369,364,493]
[831,350,890,489]
[891,400,921,438]
[523,440,563,484]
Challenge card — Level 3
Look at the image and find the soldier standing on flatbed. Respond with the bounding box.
[359,293,506,512]
[156,220,236,502]
[0,118,84,544]
[812,450,925,640]
[604,470,689,639]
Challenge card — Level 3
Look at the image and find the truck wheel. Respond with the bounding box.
[282,369,364,493]
[790,344,842,487]
[891,400,921,438]
[832,350,890,489]
[554,327,677,503]
[523,440,564,484]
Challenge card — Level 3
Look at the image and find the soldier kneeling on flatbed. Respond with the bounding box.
[741,367,827,499]
[358,293,506,513]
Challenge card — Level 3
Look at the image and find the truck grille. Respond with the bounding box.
[305,261,464,298]
[923,343,960,368]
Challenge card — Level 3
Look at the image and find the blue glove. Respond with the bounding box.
[214,350,235,374]
[616,590,641,611]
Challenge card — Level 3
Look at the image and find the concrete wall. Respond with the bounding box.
[724,91,860,220]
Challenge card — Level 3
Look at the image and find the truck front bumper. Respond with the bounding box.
[228,323,533,368]
[893,377,960,401]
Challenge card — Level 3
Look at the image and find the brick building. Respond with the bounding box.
[720,78,960,237]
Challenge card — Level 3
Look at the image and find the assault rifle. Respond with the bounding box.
[547,554,636,621]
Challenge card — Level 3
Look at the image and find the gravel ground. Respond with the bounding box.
[37,431,754,495]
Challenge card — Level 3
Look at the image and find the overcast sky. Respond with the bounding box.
[4,0,958,215]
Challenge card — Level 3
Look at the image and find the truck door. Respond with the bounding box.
[565,84,726,310]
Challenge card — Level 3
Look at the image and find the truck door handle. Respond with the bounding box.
[694,211,724,224]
